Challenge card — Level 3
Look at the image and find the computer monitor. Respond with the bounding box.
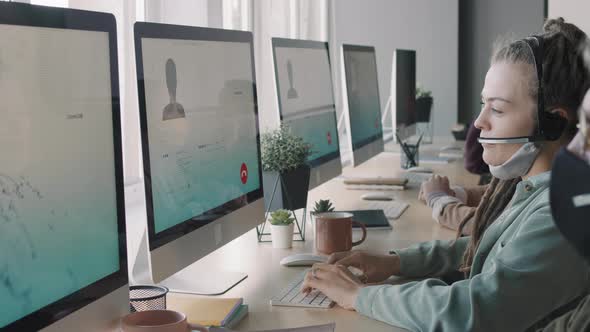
[134,23,264,295]
[0,3,128,332]
[342,44,385,167]
[392,49,417,142]
[272,38,342,190]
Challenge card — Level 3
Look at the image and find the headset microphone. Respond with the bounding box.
[478,136,535,144]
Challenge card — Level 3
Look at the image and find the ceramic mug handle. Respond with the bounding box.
[351,221,367,246]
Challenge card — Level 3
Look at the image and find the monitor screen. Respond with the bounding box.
[272,38,340,167]
[0,4,126,331]
[343,45,383,150]
[394,49,416,139]
[136,26,263,249]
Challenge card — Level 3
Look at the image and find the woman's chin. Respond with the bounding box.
[482,154,503,167]
[482,153,493,166]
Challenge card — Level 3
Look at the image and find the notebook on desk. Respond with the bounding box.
[339,209,392,230]
[342,176,408,186]
[341,176,408,191]
[167,293,244,327]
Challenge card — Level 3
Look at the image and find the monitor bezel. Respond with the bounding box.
[134,22,264,251]
[393,48,417,141]
[0,3,128,331]
[271,37,341,168]
[341,44,384,151]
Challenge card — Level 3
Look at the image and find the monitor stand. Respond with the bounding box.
[131,226,247,295]
[160,271,247,296]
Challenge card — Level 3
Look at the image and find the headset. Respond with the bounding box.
[478,35,568,144]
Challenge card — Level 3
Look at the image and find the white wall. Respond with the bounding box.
[548,0,590,35]
[332,0,459,136]
[146,0,209,27]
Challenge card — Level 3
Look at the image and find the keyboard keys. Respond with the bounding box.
[270,270,334,308]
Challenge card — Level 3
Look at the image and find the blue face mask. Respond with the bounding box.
[550,148,590,262]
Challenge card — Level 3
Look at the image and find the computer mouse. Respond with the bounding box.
[280,254,328,267]
[360,193,394,201]
[406,166,433,173]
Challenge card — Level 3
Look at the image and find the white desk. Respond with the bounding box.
[168,142,478,332]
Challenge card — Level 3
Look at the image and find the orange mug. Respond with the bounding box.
[121,310,206,332]
[314,212,367,255]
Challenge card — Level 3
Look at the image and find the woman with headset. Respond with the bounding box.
[302,18,590,331]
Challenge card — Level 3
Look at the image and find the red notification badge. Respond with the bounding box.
[240,163,248,184]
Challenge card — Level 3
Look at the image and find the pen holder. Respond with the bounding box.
[129,285,169,313]
[400,143,419,169]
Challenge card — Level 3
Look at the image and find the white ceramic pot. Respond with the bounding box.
[270,223,294,249]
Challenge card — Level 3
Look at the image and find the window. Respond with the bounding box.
[31,0,67,7]
[223,0,252,31]
[4,0,331,181]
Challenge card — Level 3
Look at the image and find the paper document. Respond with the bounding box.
[208,322,336,332]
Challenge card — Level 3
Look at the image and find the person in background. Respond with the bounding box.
[418,174,485,235]
[417,122,491,235]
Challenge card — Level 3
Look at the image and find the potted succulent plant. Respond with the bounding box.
[310,199,336,235]
[415,85,433,123]
[311,199,335,216]
[261,125,312,212]
[269,209,295,248]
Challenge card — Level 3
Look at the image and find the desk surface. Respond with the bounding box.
[170,141,478,332]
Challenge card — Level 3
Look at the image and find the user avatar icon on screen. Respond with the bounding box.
[287,60,298,99]
[162,58,186,121]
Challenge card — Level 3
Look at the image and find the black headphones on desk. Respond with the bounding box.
[478,35,568,144]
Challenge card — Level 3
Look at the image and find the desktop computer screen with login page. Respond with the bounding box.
[0,3,127,331]
[135,23,265,293]
[272,39,340,166]
[272,38,342,189]
[139,36,262,237]
[343,45,383,150]
[342,44,384,167]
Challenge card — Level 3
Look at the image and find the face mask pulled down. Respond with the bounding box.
[488,142,542,180]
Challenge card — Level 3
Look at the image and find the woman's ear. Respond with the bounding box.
[548,108,574,142]
[550,108,571,121]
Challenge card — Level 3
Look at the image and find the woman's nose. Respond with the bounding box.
[474,107,490,131]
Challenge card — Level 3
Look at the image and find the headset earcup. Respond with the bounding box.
[541,112,568,141]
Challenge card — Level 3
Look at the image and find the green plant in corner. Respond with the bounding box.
[416,85,432,99]
[261,125,312,173]
[269,209,295,226]
[312,199,335,215]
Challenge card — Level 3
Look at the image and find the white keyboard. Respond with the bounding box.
[365,200,410,219]
[402,172,433,184]
[270,270,334,308]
